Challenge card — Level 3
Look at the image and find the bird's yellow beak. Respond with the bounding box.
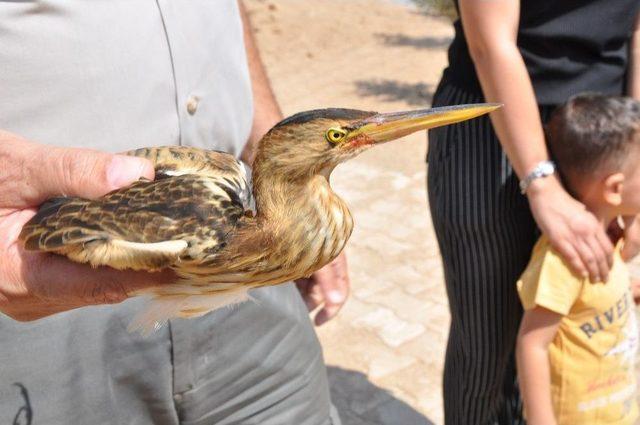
[349,103,501,144]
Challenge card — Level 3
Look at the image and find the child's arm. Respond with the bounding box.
[516,306,563,425]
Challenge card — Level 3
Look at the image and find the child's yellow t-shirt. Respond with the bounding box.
[517,236,638,425]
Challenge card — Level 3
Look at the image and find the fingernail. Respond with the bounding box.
[327,290,345,304]
[107,156,151,189]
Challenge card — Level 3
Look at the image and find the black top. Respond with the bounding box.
[443,0,640,105]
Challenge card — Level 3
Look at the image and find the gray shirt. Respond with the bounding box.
[0,2,337,424]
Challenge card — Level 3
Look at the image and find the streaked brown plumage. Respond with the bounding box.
[19,104,499,330]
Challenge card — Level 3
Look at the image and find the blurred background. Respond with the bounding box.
[244,1,640,424]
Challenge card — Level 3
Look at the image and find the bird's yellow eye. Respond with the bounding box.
[325,128,347,144]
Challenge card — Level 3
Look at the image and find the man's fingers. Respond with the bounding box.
[307,280,325,312]
[4,250,175,321]
[0,209,173,321]
[26,252,174,302]
[295,277,323,311]
[295,278,309,298]
[315,253,349,325]
[0,131,155,207]
[295,253,351,323]
[0,133,155,207]
[318,270,346,309]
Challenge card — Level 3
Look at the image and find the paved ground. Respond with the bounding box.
[245,1,640,424]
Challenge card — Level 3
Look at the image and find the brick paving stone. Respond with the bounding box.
[368,352,418,380]
[353,307,427,348]
[365,288,431,322]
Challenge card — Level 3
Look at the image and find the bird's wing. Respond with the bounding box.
[20,151,249,271]
[126,146,253,211]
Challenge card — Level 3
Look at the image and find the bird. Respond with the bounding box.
[19,103,499,331]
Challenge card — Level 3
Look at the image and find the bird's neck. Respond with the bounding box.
[253,168,345,221]
[252,168,353,274]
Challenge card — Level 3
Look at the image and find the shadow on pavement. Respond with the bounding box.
[328,366,435,425]
[354,79,434,106]
[375,33,451,50]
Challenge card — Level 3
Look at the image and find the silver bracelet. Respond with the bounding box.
[519,161,556,194]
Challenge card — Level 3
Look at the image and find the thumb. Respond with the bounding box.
[29,145,155,204]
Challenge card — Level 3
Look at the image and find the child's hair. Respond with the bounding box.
[545,94,640,193]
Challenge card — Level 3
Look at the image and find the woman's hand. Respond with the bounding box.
[527,176,613,282]
[458,0,614,281]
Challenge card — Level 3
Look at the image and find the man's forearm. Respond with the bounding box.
[238,0,283,165]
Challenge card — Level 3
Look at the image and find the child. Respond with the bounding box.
[516,94,640,425]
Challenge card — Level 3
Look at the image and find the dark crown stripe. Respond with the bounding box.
[273,108,376,128]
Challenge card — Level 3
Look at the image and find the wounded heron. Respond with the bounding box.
[20,103,499,331]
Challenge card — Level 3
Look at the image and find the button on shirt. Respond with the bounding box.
[0,0,252,155]
[0,2,335,425]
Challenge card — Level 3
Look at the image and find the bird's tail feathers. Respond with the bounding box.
[128,286,253,336]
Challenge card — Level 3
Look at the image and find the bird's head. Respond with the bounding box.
[254,103,500,181]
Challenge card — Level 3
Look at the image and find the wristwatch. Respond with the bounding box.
[519,160,556,194]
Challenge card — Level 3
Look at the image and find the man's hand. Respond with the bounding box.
[296,252,350,325]
[527,176,613,282]
[0,131,173,321]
